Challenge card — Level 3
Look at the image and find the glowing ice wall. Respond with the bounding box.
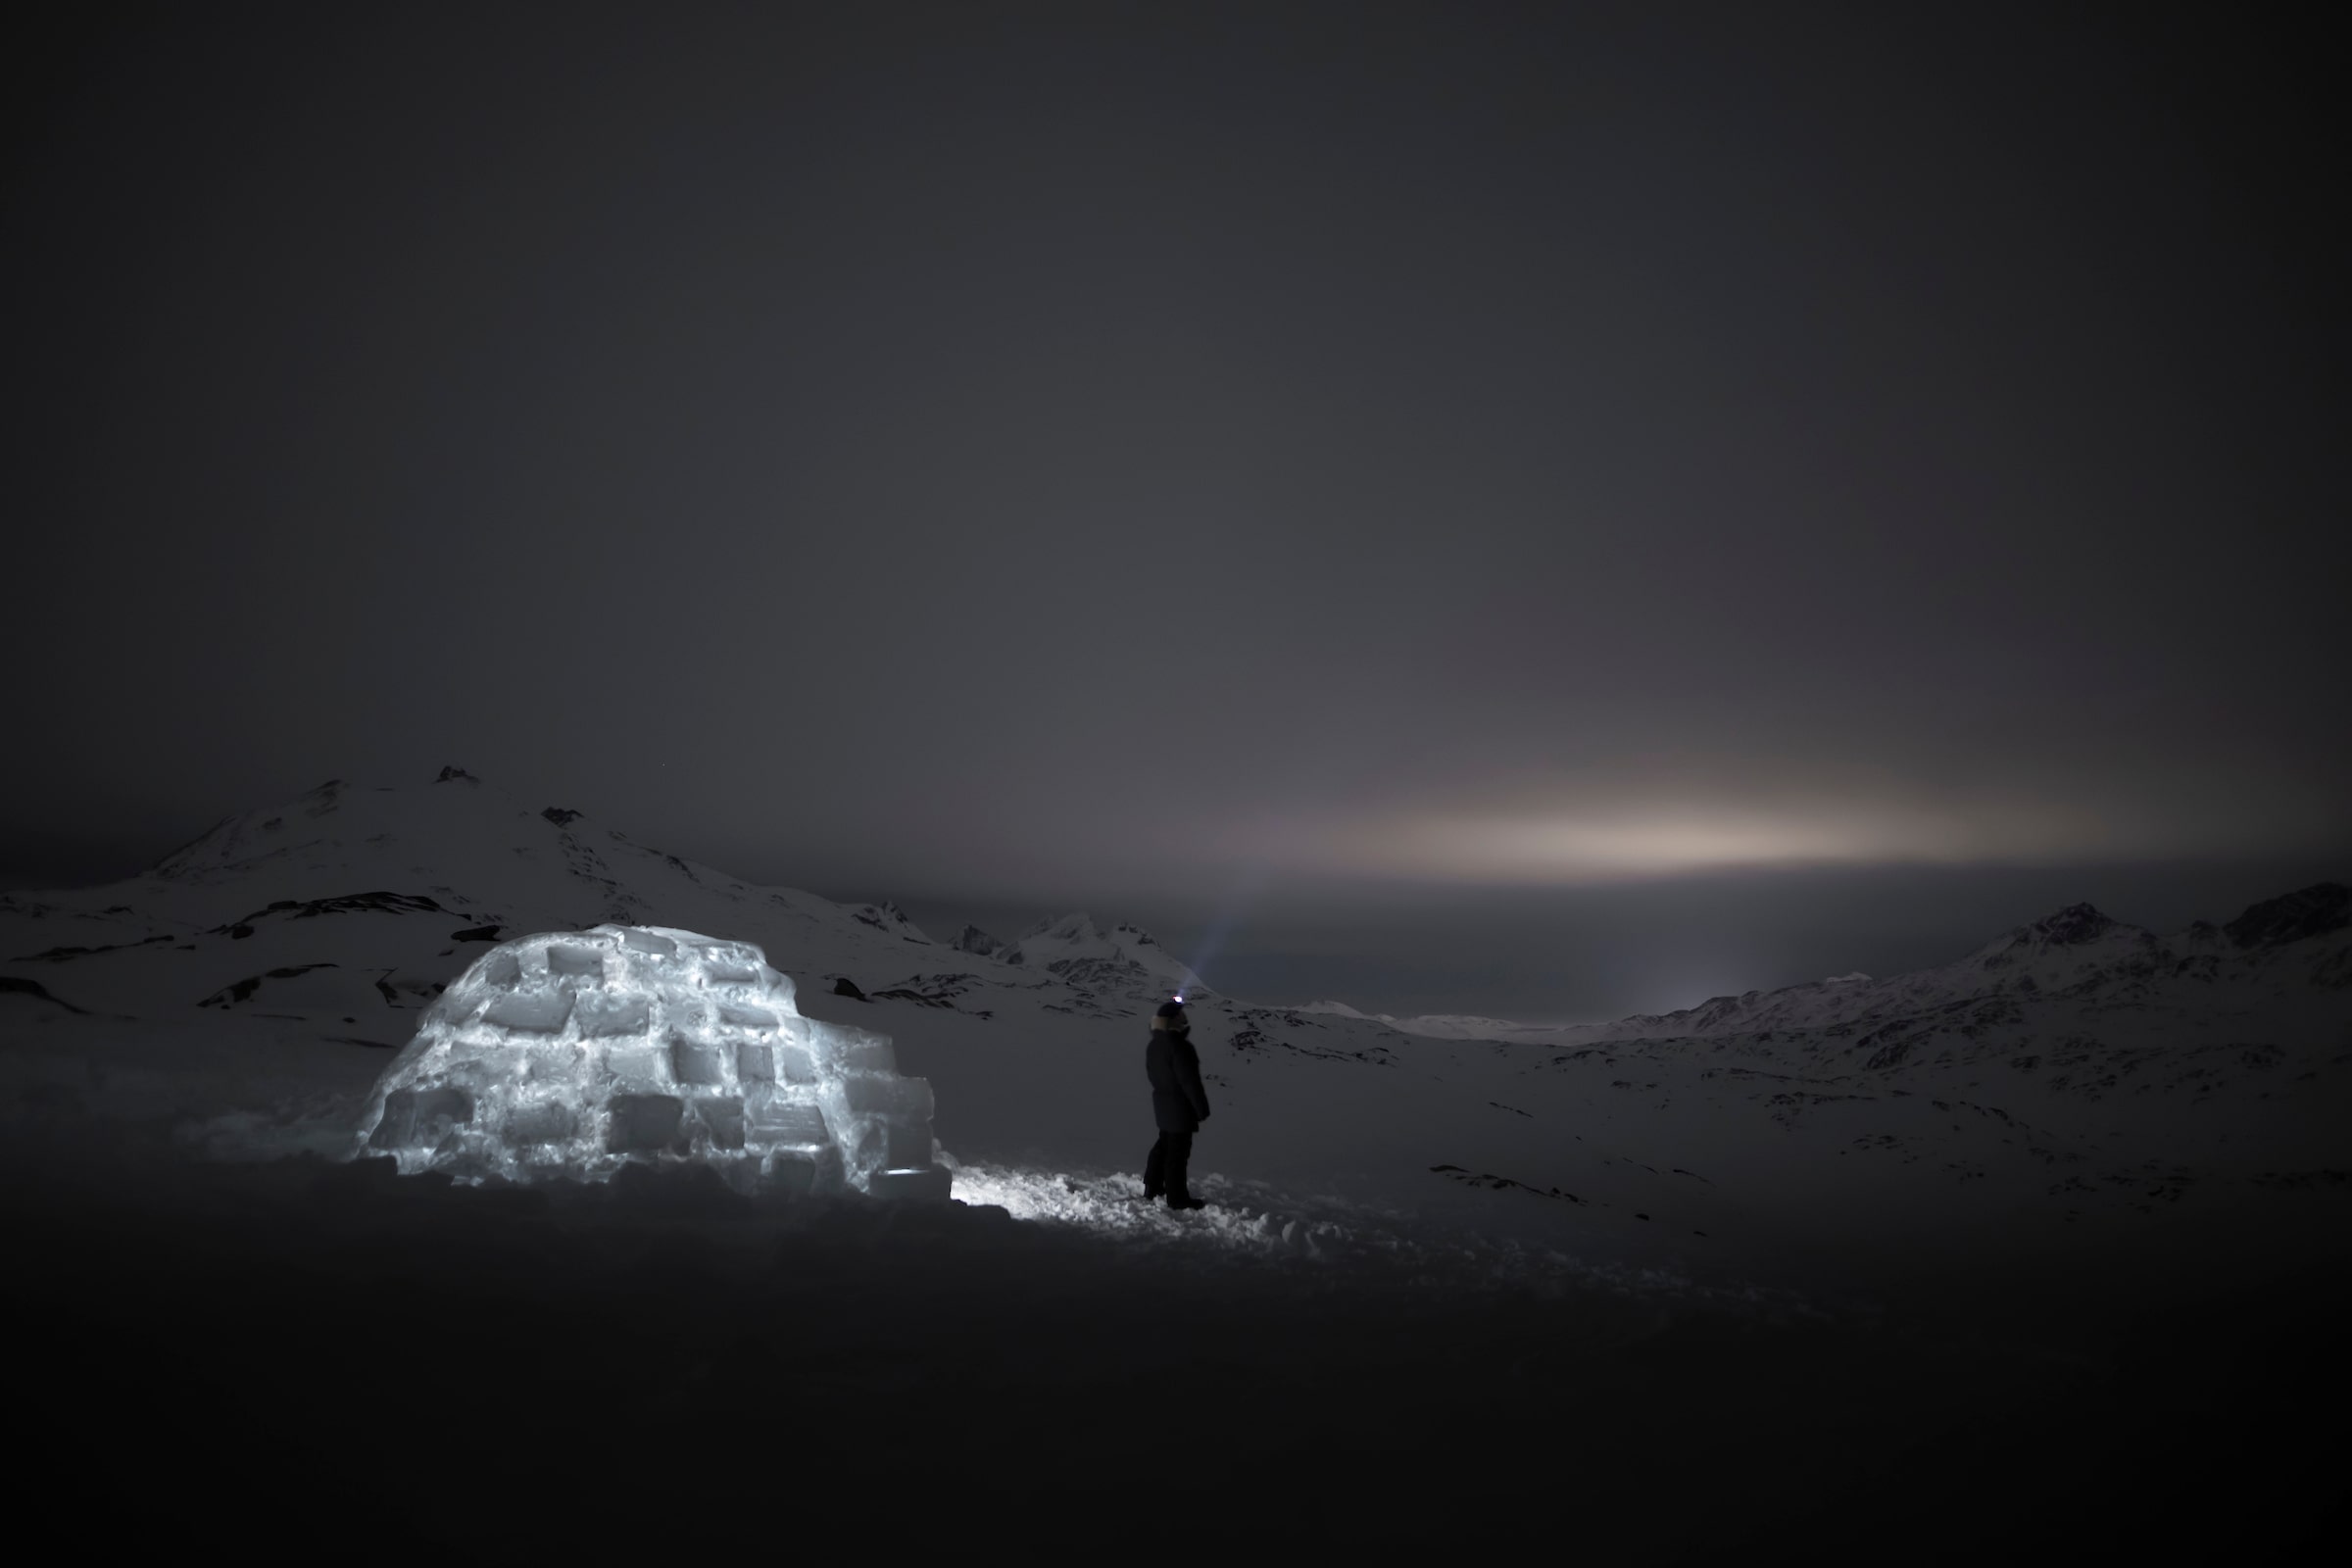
[354,924,949,1198]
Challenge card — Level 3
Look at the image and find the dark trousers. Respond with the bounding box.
[1144,1130,1194,1200]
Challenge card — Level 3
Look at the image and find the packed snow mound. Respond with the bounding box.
[354,924,949,1199]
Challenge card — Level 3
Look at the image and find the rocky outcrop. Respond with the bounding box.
[951,924,1017,961]
[2225,883,2350,950]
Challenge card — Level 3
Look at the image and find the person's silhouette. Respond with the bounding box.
[1142,1000,1210,1208]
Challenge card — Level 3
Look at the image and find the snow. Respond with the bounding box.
[358,924,946,1197]
[1012,910,1202,997]
[950,923,1017,960]
[4,771,2348,1556]
[1294,998,1570,1042]
[3,773,2345,1267]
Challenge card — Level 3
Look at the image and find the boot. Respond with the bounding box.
[1166,1194,1206,1210]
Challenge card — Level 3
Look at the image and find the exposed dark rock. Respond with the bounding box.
[0,975,86,1013]
[450,925,502,943]
[541,807,582,826]
[198,962,338,1008]
[2029,903,2117,946]
[434,765,478,784]
[2249,1169,2352,1191]
[218,892,448,932]
[867,987,956,1008]
[2225,883,2351,950]
[1046,955,1152,991]
[15,934,174,962]
[831,976,867,1001]
[951,924,1016,961]
[1427,1164,1586,1202]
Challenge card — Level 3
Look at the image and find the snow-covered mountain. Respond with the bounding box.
[1006,911,1203,1000]
[0,763,1242,1026]
[4,768,2346,1274]
[0,770,974,1025]
[1304,887,2350,1076]
[1435,885,2352,1136]
[1295,999,1565,1042]
[1542,892,2349,1049]
[949,924,1018,962]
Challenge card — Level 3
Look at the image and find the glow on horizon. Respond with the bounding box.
[1399,812,1965,877]
[1298,790,2334,884]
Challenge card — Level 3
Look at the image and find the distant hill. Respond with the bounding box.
[4,769,2346,1261]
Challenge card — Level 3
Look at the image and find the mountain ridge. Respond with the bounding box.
[3,770,2346,1254]
[4,770,2344,1071]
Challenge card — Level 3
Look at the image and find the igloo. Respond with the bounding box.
[354,924,950,1200]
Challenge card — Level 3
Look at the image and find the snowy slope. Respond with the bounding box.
[1533,893,2351,1048]
[1008,911,1203,999]
[4,770,2347,1279]
[0,770,961,1024]
[1296,998,1567,1042]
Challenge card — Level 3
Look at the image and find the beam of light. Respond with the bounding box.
[1184,861,1272,992]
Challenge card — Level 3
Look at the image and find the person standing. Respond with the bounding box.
[1143,999,1210,1208]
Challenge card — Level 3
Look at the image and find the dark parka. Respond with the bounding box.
[1146,1023,1211,1133]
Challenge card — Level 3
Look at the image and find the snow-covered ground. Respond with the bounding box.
[4,770,2347,1557]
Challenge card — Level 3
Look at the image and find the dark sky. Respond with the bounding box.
[5,3,2346,1017]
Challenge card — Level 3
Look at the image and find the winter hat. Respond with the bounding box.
[1152,1000,1190,1031]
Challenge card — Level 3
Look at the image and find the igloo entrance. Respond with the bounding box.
[354,924,949,1199]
